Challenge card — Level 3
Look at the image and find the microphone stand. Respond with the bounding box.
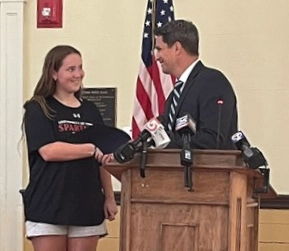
[253,167,270,197]
[181,133,193,191]
[139,138,147,178]
[216,100,223,149]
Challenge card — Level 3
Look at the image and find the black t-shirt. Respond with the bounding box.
[22,96,106,226]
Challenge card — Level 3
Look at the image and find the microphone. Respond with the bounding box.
[216,99,223,149]
[139,116,170,178]
[231,130,270,194]
[175,113,196,190]
[113,142,136,163]
[144,117,171,149]
[231,131,267,169]
[175,113,196,166]
[175,113,196,133]
[113,116,170,163]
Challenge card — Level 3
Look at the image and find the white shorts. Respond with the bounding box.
[25,220,107,238]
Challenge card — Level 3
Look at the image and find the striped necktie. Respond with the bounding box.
[168,80,184,131]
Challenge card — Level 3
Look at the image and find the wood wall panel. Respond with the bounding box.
[24,209,289,251]
[259,243,289,251]
[98,237,119,251]
[106,210,120,238]
[260,224,289,242]
[258,209,289,251]
[260,209,289,224]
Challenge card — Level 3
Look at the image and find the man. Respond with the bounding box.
[154,19,238,149]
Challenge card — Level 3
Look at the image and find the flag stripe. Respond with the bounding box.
[133,97,148,130]
[136,76,154,120]
[151,57,166,114]
[138,63,157,117]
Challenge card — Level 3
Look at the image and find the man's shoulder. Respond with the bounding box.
[187,61,224,80]
[196,63,230,83]
[187,62,233,92]
[198,62,225,76]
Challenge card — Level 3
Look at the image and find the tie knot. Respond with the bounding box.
[175,80,183,88]
[174,80,184,93]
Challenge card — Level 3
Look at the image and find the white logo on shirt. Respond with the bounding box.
[73,113,81,118]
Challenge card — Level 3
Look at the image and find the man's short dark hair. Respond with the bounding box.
[154,19,199,56]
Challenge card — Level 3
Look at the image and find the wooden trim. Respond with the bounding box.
[260,195,289,209]
[114,192,289,210]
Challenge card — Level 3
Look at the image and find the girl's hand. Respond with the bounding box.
[103,197,118,221]
[93,147,104,163]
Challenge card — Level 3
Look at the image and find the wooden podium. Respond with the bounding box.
[105,149,266,251]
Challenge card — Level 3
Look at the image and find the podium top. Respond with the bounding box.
[104,149,277,200]
[104,149,250,180]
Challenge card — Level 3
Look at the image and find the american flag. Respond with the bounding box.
[132,0,175,138]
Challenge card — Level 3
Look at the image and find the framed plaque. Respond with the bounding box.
[82,88,116,127]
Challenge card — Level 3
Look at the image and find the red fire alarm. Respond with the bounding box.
[37,0,63,28]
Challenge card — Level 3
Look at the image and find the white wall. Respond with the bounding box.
[22,1,289,193]
[1,1,289,250]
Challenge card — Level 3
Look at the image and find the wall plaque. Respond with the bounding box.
[82,88,116,127]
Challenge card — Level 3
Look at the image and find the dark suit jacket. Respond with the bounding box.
[163,61,238,150]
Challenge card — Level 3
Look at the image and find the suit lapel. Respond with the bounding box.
[173,61,204,120]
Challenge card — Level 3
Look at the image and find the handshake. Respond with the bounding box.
[91,145,114,165]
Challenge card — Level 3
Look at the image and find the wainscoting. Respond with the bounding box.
[24,208,289,251]
[259,210,289,251]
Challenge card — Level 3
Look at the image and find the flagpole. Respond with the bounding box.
[151,0,157,53]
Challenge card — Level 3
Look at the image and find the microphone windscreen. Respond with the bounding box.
[175,113,196,134]
[231,131,250,150]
